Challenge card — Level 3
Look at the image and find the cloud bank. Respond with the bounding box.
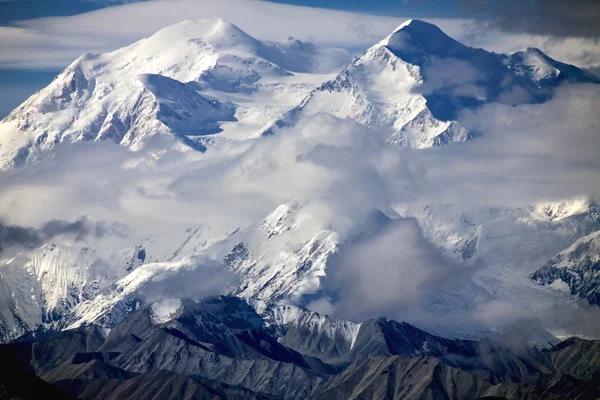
[319,218,464,320]
[0,216,128,251]
[1,81,598,251]
[0,0,599,73]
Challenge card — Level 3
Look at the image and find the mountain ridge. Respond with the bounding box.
[3,295,600,400]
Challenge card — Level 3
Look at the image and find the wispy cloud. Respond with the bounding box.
[1,0,599,72]
[0,216,128,250]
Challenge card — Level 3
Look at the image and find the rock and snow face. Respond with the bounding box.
[388,199,600,330]
[0,223,233,341]
[0,244,141,341]
[252,299,361,363]
[533,197,598,222]
[0,18,351,169]
[396,199,600,268]
[532,230,600,305]
[33,196,593,342]
[60,201,341,331]
[2,196,599,343]
[261,19,598,148]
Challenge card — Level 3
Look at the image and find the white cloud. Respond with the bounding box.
[0,0,598,72]
[0,0,405,69]
[322,218,461,320]
[1,81,598,244]
[138,255,238,304]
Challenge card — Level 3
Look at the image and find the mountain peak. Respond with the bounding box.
[382,18,466,60]
[142,18,255,51]
[390,18,431,33]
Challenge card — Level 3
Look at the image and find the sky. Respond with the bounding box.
[0,0,599,117]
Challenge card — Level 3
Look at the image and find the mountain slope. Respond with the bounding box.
[0,345,76,400]
[52,368,275,400]
[5,300,600,400]
[0,223,232,342]
[309,354,599,400]
[348,317,555,384]
[310,355,500,400]
[261,19,598,148]
[547,337,600,381]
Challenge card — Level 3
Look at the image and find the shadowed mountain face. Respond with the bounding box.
[2,296,600,400]
[0,345,76,400]
[380,20,597,121]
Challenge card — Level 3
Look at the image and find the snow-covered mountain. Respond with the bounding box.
[0,18,351,169]
[3,195,597,343]
[1,17,599,350]
[0,223,234,341]
[532,230,600,305]
[394,199,600,318]
[2,18,597,169]
[260,19,599,148]
[397,198,600,267]
[0,244,141,339]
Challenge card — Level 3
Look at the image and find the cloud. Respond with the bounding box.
[318,218,464,321]
[458,0,600,37]
[396,83,600,208]
[413,56,484,97]
[473,297,600,341]
[0,216,128,251]
[0,0,598,73]
[0,0,407,69]
[2,83,598,247]
[137,255,238,304]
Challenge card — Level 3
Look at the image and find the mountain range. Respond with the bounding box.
[1,18,597,169]
[1,17,600,400]
[2,295,600,399]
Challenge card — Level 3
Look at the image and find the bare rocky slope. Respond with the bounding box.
[2,296,600,400]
